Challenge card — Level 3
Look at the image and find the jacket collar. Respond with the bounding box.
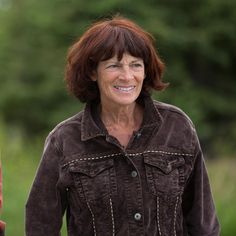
[81,94,163,141]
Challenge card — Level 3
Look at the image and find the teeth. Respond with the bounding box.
[114,86,135,92]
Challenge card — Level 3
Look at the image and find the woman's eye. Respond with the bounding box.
[131,63,143,69]
[133,63,142,67]
[107,64,119,68]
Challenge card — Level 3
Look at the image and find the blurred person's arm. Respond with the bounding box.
[0,161,6,236]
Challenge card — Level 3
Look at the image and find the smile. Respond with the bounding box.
[113,86,135,92]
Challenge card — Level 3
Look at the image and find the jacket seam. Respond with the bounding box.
[62,150,194,167]
[173,196,179,236]
[86,201,97,236]
[109,198,115,236]
[156,196,162,236]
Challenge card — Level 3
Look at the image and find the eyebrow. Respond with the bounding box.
[106,59,143,64]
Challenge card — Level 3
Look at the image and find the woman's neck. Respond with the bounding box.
[100,102,143,131]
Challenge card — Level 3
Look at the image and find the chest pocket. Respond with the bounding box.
[69,158,117,201]
[144,153,185,196]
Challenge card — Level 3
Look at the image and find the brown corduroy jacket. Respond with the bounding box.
[26,95,220,236]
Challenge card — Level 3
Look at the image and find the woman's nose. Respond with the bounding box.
[119,65,134,80]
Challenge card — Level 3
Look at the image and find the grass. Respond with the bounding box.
[1,123,235,235]
[206,158,236,235]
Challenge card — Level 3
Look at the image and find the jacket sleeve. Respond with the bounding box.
[25,134,67,236]
[182,137,220,236]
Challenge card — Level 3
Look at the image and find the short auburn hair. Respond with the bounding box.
[65,15,168,102]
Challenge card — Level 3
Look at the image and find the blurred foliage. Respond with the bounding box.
[0,0,236,155]
[207,157,236,236]
[0,119,67,235]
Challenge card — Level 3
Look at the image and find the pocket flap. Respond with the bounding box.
[144,154,185,174]
[69,158,114,177]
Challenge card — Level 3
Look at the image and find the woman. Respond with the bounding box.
[26,16,220,235]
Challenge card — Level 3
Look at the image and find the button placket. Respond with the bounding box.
[123,153,144,232]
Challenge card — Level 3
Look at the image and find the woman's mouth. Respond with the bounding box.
[113,86,135,92]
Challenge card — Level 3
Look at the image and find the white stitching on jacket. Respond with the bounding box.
[63,150,194,167]
[157,196,162,236]
[109,198,115,236]
[173,196,179,236]
[87,201,96,236]
[144,150,193,157]
[63,153,121,167]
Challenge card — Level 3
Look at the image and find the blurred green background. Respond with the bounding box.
[0,0,236,235]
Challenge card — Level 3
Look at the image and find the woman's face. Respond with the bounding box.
[92,53,145,108]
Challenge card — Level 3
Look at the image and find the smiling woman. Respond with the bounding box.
[25,15,220,236]
[93,54,145,107]
[65,15,167,103]
[91,53,146,147]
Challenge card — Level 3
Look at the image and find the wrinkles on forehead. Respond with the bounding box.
[103,54,143,64]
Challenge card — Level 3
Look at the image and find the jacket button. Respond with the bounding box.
[131,170,138,178]
[134,213,142,221]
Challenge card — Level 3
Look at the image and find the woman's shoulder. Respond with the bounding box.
[153,100,195,127]
[152,100,199,154]
[47,110,85,138]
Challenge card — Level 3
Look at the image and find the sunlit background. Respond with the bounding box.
[0,0,236,235]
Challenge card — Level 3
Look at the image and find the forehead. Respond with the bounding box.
[102,53,143,63]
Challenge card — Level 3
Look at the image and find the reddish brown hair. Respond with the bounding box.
[65,15,168,102]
